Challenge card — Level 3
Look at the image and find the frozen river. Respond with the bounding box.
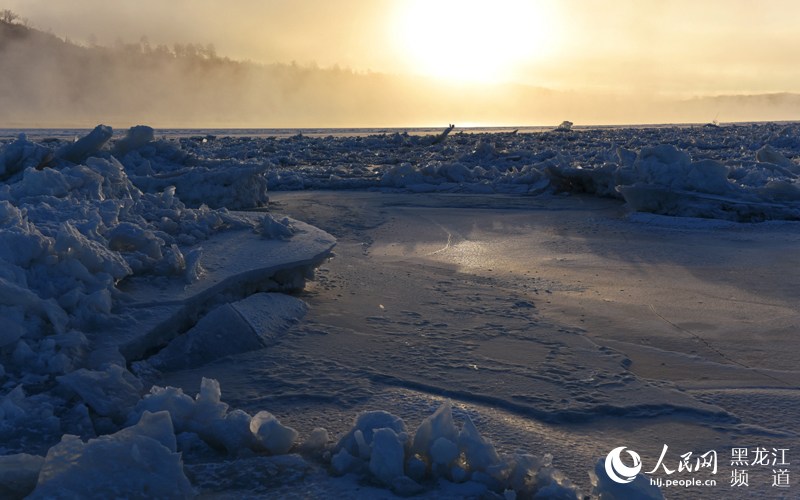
[159,190,800,497]
[4,123,800,498]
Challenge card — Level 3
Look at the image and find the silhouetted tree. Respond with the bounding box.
[1,9,19,24]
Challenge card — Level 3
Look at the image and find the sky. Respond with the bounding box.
[4,0,800,126]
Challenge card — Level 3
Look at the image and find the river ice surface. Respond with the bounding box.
[4,123,800,498]
[157,191,800,497]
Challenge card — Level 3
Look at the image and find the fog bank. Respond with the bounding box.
[2,19,800,128]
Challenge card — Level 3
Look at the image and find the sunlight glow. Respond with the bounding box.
[391,0,560,85]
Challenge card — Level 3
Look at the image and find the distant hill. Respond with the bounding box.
[3,18,549,128]
[2,17,799,128]
[0,18,336,127]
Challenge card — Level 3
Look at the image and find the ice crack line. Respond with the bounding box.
[648,304,794,387]
[422,216,454,256]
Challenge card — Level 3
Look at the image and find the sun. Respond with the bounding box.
[391,0,559,85]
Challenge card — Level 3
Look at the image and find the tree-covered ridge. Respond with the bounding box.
[0,13,414,128]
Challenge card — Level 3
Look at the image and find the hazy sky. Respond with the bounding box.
[7,0,800,97]
[5,0,800,127]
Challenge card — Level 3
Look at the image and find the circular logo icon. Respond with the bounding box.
[604,446,642,484]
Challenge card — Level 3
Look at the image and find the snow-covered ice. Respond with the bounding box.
[30,410,193,499]
[1,123,799,498]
